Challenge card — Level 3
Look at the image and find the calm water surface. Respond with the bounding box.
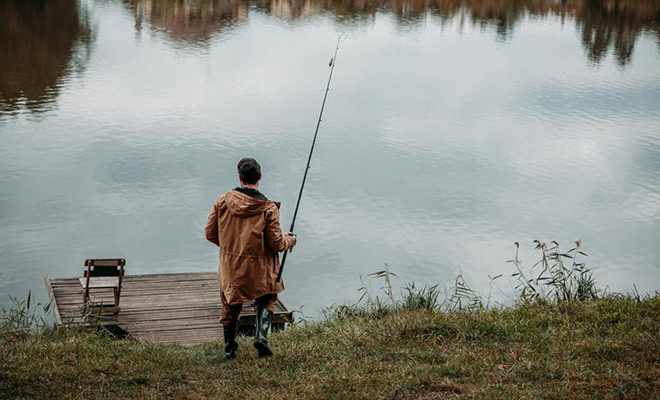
[1,0,660,314]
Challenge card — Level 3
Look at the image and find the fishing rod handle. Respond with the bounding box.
[276,250,288,282]
[276,233,295,282]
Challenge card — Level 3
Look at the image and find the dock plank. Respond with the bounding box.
[45,272,293,346]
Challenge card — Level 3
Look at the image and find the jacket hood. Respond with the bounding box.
[225,190,273,217]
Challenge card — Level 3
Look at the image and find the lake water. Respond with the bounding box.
[1,0,660,316]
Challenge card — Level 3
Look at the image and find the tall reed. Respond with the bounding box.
[338,240,602,317]
[0,286,51,336]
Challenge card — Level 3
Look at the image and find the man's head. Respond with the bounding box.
[237,158,262,185]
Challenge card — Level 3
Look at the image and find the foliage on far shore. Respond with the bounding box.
[1,240,659,400]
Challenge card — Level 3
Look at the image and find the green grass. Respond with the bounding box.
[2,296,659,400]
[2,242,659,399]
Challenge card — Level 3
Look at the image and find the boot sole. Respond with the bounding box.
[254,341,273,358]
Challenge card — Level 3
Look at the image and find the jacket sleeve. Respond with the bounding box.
[264,205,290,253]
[205,202,220,246]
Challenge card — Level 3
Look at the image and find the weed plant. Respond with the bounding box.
[1,286,51,337]
[331,240,605,319]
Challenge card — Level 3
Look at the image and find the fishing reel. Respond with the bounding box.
[286,232,297,253]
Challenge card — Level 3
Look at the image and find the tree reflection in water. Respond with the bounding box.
[123,0,249,48]
[1,0,658,116]
[124,0,660,65]
[0,0,92,115]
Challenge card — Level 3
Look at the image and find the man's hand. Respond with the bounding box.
[284,232,297,249]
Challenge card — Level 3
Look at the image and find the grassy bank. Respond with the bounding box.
[2,242,660,399]
[2,296,659,399]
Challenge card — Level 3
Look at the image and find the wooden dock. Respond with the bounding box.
[44,272,293,346]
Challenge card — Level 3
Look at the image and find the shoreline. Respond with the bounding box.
[2,294,659,399]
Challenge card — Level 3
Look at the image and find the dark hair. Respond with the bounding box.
[237,158,261,184]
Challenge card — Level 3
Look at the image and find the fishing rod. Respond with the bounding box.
[276,33,344,283]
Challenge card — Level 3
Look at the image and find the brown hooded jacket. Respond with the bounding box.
[205,190,289,305]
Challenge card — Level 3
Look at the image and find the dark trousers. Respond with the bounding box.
[220,291,277,327]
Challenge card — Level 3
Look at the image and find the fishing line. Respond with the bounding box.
[276,33,345,283]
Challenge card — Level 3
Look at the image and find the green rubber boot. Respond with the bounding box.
[254,308,273,358]
[223,324,238,359]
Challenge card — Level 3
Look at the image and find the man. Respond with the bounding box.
[205,158,296,359]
